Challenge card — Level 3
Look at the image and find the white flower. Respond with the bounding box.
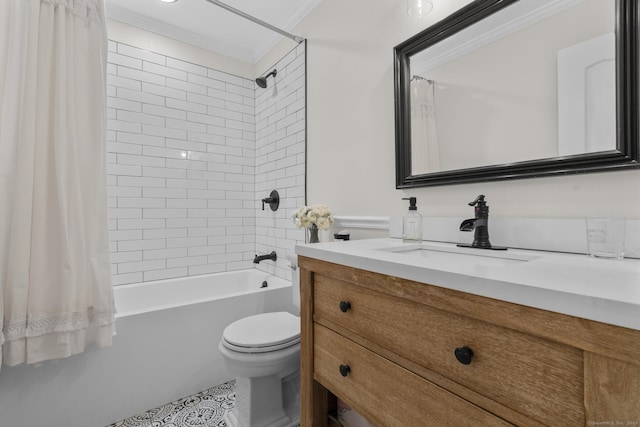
[316,216,331,229]
[292,204,334,230]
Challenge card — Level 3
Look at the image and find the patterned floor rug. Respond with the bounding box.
[106,381,235,427]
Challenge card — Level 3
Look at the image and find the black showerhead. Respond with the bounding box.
[256,69,277,88]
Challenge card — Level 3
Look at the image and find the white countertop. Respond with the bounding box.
[296,238,640,331]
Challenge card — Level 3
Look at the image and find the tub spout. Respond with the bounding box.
[253,251,277,264]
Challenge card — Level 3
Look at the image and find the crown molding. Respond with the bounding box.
[251,0,318,62]
[106,0,320,65]
[412,0,585,75]
[107,4,255,63]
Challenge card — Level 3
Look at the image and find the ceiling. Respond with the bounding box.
[105,0,321,64]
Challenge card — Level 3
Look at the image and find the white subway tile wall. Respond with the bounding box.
[107,41,306,285]
[255,45,307,281]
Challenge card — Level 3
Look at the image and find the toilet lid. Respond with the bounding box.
[222,312,300,352]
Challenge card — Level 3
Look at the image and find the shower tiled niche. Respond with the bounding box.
[106,41,306,285]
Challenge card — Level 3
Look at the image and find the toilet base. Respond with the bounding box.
[224,409,298,427]
[224,373,299,427]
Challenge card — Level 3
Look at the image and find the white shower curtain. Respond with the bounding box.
[410,78,440,174]
[0,0,115,367]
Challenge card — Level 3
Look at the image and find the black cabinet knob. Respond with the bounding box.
[454,346,474,365]
[339,364,351,377]
[339,301,351,312]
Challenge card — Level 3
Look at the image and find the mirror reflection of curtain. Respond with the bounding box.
[0,0,115,367]
[410,77,440,174]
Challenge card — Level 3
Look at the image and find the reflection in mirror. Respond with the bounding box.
[410,0,614,174]
[394,0,639,188]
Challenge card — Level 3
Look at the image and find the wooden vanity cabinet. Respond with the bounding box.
[299,256,640,426]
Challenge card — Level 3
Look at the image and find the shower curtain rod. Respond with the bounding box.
[204,0,304,44]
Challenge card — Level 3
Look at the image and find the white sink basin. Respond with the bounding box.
[377,243,540,267]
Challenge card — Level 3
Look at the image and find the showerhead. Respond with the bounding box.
[256,69,277,88]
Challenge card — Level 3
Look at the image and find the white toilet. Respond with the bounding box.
[219,262,301,427]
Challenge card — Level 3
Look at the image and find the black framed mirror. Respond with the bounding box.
[394,0,639,188]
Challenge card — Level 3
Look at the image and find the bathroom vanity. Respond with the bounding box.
[297,239,640,426]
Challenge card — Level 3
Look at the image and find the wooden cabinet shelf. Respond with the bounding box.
[299,256,640,426]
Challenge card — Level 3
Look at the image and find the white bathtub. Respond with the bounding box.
[115,269,293,317]
[0,270,296,427]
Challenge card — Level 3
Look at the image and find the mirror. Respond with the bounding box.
[394,0,639,188]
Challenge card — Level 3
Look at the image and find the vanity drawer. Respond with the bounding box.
[313,274,584,425]
[314,324,512,426]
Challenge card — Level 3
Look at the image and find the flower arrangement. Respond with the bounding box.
[292,204,334,243]
[292,204,334,230]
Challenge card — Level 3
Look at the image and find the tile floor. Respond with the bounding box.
[106,381,235,427]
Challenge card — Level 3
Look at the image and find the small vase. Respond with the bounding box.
[307,224,320,243]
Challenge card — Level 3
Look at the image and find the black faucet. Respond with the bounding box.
[253,251,277,264]
[261,190,280,211]
[458,195,507,250]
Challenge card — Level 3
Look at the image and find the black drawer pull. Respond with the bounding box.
[339,301,351,312]
[454,346,474,365]
[339,364,351,377]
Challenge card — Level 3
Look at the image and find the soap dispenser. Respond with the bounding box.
[402,197,423,242]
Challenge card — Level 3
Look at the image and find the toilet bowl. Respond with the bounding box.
[219,257,301,427]
[220,312,300,427]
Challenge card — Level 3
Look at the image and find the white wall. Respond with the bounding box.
[254,43,307,281]
[107,23,306,283]
[108,19,254,79]
[260,0,640,224]
[106,40,259,284]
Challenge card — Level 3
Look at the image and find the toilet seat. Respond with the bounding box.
[222,312,300,354]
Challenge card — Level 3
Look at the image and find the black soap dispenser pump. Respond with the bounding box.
[402,197,423,242]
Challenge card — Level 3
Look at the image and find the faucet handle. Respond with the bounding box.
[468,194,486,206]
[261,190,280,211]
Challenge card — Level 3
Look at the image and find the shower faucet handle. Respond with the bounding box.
[261,190,280,211]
